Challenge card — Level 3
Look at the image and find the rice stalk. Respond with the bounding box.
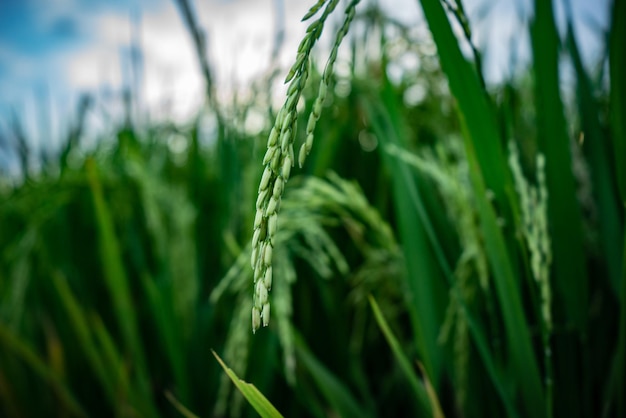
[251,0,360,332]
[440,0,486,90]
[215,172,399,411]
[385,139,490,410]
[213,295,252,418]
[508,140,553,416]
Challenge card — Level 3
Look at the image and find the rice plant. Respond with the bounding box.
[0,0,623,417]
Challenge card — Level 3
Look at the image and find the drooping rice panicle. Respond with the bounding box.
[251,0,360,332]
[299,0,360,168]
[508,141,553,410]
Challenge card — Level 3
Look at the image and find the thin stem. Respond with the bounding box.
[441,0,487,91]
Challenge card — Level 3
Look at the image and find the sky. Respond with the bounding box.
[0,0,612,158]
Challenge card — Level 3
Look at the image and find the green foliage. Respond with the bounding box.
[0,0,623,417]
[213,351,284,418]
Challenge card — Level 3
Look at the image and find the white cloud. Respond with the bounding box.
[0,0,613,134]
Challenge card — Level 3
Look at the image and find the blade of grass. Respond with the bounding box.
[0,370,23,418]
[532,2,590,415]
[414,0,545,414]
[415,0,510,206]
[609,0,626,204]
[0,322,86,417]
[51,271,116,401]
[90,315,132,405]
[613,233,626,416]
[92,314,164,417]
[293,332,371,418]
[165,390,202,418]
[140,272,190,404]
[361,92,519,418]
[212,350,285,418]
[464,127,547,417]
[531,0,588,330]
[361,77,447,386]
[608,0,626,412]
[85,157,158,418]
[566,13,623,295]
[416,362,445,418]
[368,295,433,417]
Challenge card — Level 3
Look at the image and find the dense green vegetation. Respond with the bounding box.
[1,0,624,417]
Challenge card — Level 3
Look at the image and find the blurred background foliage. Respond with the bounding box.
[0,0,624,417]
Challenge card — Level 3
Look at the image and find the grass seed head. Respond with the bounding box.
[264,266,273,290]
[254,264,263,283]
[282,155,292,180]
[252,307,261,332]
[273,177,284,197]
[256,189,269,209]
[263,242,273,266]
[263,146,277,165]
[254,209,264,229]
[266,196,279,216]
[312,96,323,118]
[270,151,282,172]
[298,143,308,168]
[256,281,268,305]
[287,78,300,96]
[251,0,359,332]
[286,92,299,111]
[250,246,258,269]
[306,113,317,134]
[268,213,278,237]
[259,168,272,191]
[252,228,261,249]
[267,127,279,147]
[280,128,292,152]
[262,304,270,327]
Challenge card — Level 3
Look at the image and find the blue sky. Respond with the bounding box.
[0,0,612,159]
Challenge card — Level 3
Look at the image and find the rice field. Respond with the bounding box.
[0,0,624,417]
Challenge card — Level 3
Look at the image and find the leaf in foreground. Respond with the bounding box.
[212,350,285,418]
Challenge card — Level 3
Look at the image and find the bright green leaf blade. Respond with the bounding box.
[415,0,546,414]
[212,350,285,418]
[85,158,158,418]
[531,0,588,330]
[363,79,447,385]
[465,134,546,417]
[361,92,519,418]
[415,0,510,206]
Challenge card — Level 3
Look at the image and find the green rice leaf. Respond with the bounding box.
[608,1,626,412]
[610,0,626,204]
[368,295,433,416]
[85,158,158,417]
[0,322,86,417]
[294,334,371,418]
[212,350,285,418]
[412,0,545,413]
[531,0,588,331]
[566,12,623,295]
[361,90,519,417]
